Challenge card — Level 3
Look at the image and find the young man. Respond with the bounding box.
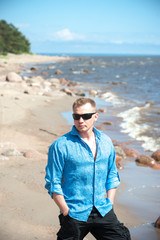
[45,97,131,240]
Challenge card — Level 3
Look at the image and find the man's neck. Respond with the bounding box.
[78,128,94,141]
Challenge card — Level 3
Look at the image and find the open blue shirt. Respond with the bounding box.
[45,126,120,222]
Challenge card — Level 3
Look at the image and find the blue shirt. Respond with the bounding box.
[45,126,120,222]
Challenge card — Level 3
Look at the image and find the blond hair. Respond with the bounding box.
[72,97,96,111]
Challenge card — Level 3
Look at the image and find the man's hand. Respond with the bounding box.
[107,188,117,204]
[52,193,69,216]
[63,208,69,216]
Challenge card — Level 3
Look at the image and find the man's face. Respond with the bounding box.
[73,103,98,133]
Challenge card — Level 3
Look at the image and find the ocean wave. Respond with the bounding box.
[118,103,160,152]
[72,71,82,74]
[100,91,125,106]
[128,184,160,192]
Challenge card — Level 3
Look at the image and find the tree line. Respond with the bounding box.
[0,20,30,55]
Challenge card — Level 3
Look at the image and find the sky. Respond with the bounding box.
[0,0,160,55]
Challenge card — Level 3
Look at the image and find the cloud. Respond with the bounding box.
[50,28,85,41]
[15,23,30,29]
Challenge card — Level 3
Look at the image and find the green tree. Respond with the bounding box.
[0,20,30,54]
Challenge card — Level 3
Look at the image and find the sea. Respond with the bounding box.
[33,54,160,240]
[38,54,160,153]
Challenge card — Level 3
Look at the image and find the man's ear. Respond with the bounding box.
[94,113,99,121]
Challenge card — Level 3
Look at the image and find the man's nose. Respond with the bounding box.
[79,117,84,122]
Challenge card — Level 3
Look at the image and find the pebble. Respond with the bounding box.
[1,148,22,156]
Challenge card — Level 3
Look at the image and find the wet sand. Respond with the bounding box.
[0,53,159,240]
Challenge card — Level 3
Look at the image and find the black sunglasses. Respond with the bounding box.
[72,112,96,120]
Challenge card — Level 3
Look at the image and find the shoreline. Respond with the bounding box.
[0,53,159,240]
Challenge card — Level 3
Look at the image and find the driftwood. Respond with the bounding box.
[39,128,58,136]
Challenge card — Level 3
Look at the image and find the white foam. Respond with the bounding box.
[140,136,159,152]
[118,103,160,151]
[73,71,82,74]
[101,91,124,106]
[128,185,160,193]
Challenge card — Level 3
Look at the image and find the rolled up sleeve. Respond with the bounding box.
[105,145,120,191]
[45,143,64,198]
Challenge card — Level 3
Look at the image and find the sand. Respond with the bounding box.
[0,53,149,240]
[0,53,75,240]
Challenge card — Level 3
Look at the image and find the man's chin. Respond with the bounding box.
[77,126,86,132]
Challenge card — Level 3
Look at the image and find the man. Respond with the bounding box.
[45,97,131,240]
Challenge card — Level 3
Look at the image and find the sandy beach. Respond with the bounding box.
[0,53,76,240]
[0,53,159,240]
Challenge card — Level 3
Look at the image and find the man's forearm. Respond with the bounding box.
[107,188,117,204]
[52,193,69,216]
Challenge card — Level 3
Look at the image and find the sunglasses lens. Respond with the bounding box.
[72,114,80,120]
[82,114,92,120]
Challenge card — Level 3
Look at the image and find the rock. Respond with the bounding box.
[96,122,113,130]
[41,81,52,89]
[89,90,98,96]
[59,78,68,85]
[15,97,20,100]
[23,76,29,81]
[1,148,22,156]
[50,78,60,84]
[79,57,84,60]
[98,108,106,113]
[116,162,123,170]
[30,82,41,87]
[83,69,90,73]
[24,90,29,94]
[122,147,140,158]
[154,216,160,229]
[30,67,39,71]
[146,100,152,105]
[96,125,103,130]
[75,92,86,97]
[27,76,44,85]
[69,67,74,71]
[42,71,47,76]
[23,149,47,159]
[55,69,63,75]
[49,78,60,88]
[111,82,119,85]
[121,142,131,146]
[6,72,22,82]
[135,154,155,166]
[151,150,160,162]
[114,146,126,160]
[61,88,75,96]
[103,121,113,125]
[150,163,160,169]
[116,156,122,163]
[112,139,119,146]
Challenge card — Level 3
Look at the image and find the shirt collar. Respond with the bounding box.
[71,125,101,140]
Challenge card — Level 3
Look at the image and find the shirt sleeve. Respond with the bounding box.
[105,143,120,191]
[45,142,65,198]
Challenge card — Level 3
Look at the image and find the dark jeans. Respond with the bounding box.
[57,207,131,240]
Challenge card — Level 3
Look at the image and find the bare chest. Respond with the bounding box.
[84,137,97,159]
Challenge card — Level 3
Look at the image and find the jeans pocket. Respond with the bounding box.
[59,214,70,225]
[58,214,76,236]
